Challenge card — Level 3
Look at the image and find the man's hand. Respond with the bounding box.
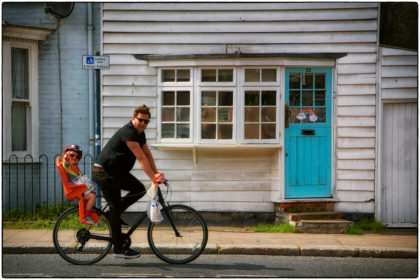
[154,173,165,184]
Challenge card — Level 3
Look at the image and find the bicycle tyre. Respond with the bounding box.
[147,204,208,264]
[53,206,112,265]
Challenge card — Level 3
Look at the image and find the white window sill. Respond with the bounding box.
[151,143,282,150]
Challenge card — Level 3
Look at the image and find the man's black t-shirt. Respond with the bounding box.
[96,121,146,176]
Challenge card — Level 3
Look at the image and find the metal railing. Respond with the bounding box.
[2,153,95,215]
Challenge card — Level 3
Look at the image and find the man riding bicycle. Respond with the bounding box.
[92,105,165,259]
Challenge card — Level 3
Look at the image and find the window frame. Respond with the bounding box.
[198,67,237,87]
[158,67,193,87]
[157,86,194,143]
[240,86,281,144]
[197,87,237,144]
[2,39,39,161]
[243,67,280,87]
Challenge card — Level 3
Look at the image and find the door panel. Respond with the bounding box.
[285,68,332,198]
[381,102,417,227]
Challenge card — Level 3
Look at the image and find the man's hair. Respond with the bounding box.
[134,105,151,118]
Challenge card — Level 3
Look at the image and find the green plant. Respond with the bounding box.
[246,223,295,233]
[346,218,387,235]
[3,203,74,229]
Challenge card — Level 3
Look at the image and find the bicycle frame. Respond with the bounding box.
[90,182,181,243]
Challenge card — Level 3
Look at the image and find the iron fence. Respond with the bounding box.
[2,153,98,215]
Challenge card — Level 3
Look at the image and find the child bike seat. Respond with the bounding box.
[56,157,98,225]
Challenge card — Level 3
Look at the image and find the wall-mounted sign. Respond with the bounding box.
[82,55,110,70]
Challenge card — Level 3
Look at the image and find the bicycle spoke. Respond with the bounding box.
[148,204,208,264]
[53,207,112,265]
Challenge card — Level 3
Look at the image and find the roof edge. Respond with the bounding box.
[134,53,347,61]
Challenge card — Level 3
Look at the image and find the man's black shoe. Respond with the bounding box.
[113,248,141,259]
[103,211,130,228]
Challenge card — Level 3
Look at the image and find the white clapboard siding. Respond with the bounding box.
[103,21,377,33]
[337,127,376,138]
[379,47,418,227]
[102,3,380,212]
[103,2,378,10]
[337,180,374,191]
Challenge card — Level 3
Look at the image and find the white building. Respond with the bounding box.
[99,2,417,227]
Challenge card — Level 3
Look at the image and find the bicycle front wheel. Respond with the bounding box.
[53,206,112,265]
[148,204,208,264]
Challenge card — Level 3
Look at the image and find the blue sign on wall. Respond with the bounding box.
[82,55,110,69]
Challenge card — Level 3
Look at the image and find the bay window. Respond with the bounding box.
[158,67,281,145]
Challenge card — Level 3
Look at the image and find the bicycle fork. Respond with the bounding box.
[158,188,182,237]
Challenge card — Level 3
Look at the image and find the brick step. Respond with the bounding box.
[290,219,354,234]
[287,211,342,221]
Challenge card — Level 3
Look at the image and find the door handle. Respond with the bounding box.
[302,129,315,135]
[285,103,291,128]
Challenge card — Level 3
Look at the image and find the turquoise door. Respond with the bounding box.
[285,68,332,198]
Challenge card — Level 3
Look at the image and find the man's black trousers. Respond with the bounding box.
[92,170,145,251]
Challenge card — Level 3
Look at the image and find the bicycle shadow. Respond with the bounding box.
[99,260,293,272]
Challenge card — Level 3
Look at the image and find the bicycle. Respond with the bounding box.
[52,181,208,265]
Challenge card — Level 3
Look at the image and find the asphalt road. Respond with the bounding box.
[2,254,418,278]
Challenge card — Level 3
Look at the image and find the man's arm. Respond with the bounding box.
[126,141,163,182]
[141,143,158,173]
[142,143,165,183]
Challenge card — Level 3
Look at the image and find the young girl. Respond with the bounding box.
[62,144,97,224]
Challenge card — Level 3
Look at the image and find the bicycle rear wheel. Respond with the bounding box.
[53,206,112,265]
[148,204,208,264]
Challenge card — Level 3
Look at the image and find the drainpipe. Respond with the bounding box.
[87,3,94,156]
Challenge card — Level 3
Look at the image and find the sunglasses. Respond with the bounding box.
[69,152,82,159]
[136,117,150,124]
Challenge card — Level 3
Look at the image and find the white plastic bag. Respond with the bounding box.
[146,183,164,224]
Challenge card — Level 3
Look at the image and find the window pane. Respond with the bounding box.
[163,91,175,105]
[261,69,276,82]
[245,91,259,106]
[177,69,190,82]
[261,124,276,139]
[245,69,260,82]
[177,124,190,138]
[201,108,216,122]
[202,69,216,82]
[177,107,190,121]
[262,91,276,105]
[162,70,175,82]
[302,91,313,106]
[218,108,233,122]
[315,73,326,88]
[315,90,326,106]
[202,91,216,106]
[218,124,232,139]
[289,108,301,124]
[245,107,259,122]
[289,73,300,89]
[289,91,300,106]
[201,124,216,139]
[11,48,29,99]
[12,102,27,151]
[303,73,313,89]
[261,107,276,122]
[218,69,233,82]
[177,91,190,105]
[162,123,175,138]
[219,91,233,106]
[162,108,175,121]
[315,108,326,123]
[244,124,259,139]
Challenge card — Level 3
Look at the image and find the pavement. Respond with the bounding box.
[2,227,418,259]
